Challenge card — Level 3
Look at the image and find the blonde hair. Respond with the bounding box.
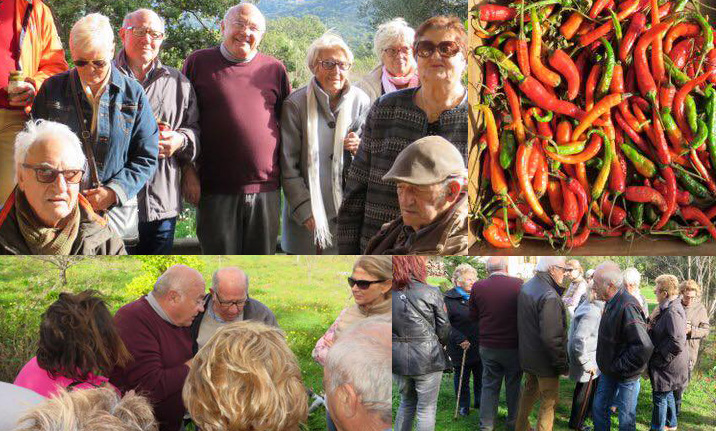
[183,321,308,431]
[306,30,354,74]
[679,279,702,297]
[452,263,477,285]
[354,255,393,281]
[655,274,680,297]
[17,387,156,431]
[70,13,115,57]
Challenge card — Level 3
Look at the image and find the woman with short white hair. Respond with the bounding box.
[356,18,419,103]
[280,31,371,254]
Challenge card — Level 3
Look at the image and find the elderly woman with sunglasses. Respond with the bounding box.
[31,13,158,237]
[312,255,392,430]
[338,15,468,254]
[356,18,419,104]
[280,31,371,255]
[0,120,125,254]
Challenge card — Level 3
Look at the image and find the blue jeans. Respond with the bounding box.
[593,374,641,431]
[136,217,177,254]
[651,391,677,430]
[394,372,443,431]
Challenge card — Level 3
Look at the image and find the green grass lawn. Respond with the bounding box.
[393,283,716,430]
[0,255,359,430]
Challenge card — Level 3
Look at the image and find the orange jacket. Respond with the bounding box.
[14,0,68,91]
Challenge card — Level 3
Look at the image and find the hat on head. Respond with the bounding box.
[382,136,466,185]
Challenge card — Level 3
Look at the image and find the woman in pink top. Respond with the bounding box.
[14,290,131,397]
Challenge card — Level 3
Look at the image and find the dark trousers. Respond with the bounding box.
[197,191,280,254]
[569,376,599,429]
[454,360,483,409]
[135,217,177,255]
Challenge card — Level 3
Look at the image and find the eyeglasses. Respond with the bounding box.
[317,60,352,71]
[74,59,108,68]
[347,277,387,290]
[384,46,411,57]
[414,40,462,58]
[22,164,84,184]
[126,26,165,40]
[231,20,262,33]
[214,290,247,308]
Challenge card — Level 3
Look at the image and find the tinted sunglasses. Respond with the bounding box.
[22,164,84,184]
[74,59,108,68]
[414,40,462,58]
[348,277,387,290]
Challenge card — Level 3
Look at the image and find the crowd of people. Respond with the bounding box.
[392,256,712,431]
[1,255,393,431]
[0,0,468,256]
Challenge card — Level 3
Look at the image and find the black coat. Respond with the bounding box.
[517,272,569,377]
[597,288,654,381]
[444,288,480,367]
[392,281,451,375]
[649,298,689,392]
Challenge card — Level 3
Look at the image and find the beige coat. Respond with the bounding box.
[683,300,710,370]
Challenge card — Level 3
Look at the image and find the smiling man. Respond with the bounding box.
[0,120,124,254]
[364,135,468,255]
[183,2,291,255]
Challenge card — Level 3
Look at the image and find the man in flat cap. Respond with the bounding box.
[364,136,468,255]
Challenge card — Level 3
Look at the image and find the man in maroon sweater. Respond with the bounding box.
[469,256,524,431]
[110,265,206,431]
[182,3,291,254]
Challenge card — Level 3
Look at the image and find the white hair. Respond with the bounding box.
[70,13,115,57]
[452,263,477,285]
[121,9,166,33]
[535,256,567,272]
[223,3,266,31]
[325,316,391,425]
[374,18,415,59]
[306,30,354,74]
[595,262,624,290]
[623,267,641,287]
[14,120,86,183]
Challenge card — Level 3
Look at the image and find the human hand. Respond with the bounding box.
[6,81,35,107]
[343,132,360,156]
[181,165,201,206]
[83,187,117,211]
[158,130,184,159]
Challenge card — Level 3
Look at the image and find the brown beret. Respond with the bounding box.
[382,136,466,185]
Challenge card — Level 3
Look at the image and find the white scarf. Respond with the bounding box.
[306,79,354,249]
[381,65,419,94]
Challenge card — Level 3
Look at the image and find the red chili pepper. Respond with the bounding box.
[619,12,647,63]
[614,110,650,154]
[590,0,612,18]
[573,93,630,140]
[680,206,716,240]
[625,186,667,212]
[517,39,531,77]
[485,62,499,97]
[530,8,561,88]
[610,148,627,194]
[705,205,716,220]
[649,106,671,165]
[659,85,675,111]
[601,193,627,226]
[533,145,549,198]
[586,63,601,111]
[476,4,517,21]
[560,178,579,233]
[504,80,526,146]
[575,162,591,197]
[556,120,572,144]
[549,49,580,101]
[689,150,716,196]
[547,179,563,214]
[634,22,671,104]
[561,12,584,41]
[611,63,625,94]
[649,0,666,85]
[654,179,691,206]
[566,176,588,223]
[483,223,521,248]
[664,22,700,54]
[580,0,640,46]
[669,38,695,69]
[674,71,716,141]
[566,225,591,247]
[517,139,553,226]
[518,76,587,120]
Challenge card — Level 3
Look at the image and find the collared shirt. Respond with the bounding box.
[80,70,112,138]
[146,291,174,325]
[206,296,244,324]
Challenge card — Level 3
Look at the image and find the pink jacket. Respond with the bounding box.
[13,356,110,397]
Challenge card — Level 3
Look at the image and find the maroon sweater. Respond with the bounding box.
[469,274,523,349]
[183,48,291,194]
[109,297,193,431]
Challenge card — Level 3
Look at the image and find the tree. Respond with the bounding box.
[359,0,468,28]
[30,256,86,286]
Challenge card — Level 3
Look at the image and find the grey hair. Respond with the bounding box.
[306,30,354,74]
[153,264,201,298]
[121,8,166,33]
[211,267,250,293]
[452,263,477,285]
[594,261,624,290]
[325,316,391,425]
[16,387,157,431]
[14,120,86,183]
[535,256,567,272]
[623,267,641,287]
[374,18,415,58]
[70,13,115,57]
[486,256,508,273]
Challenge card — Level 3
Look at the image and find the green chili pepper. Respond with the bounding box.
[591,129,613,200]
[645,205,658,224]
[679,231,711,245]
[500,130,517,170]
[689,12,714,65]
[705,86,716,172]
[663,55,690,86]
[534,110,553,122]
[685,96,698,134]
[629,202,644,228]
[690,119,708,149]
[585,157,603,171]
[620,142,656,178]
[674,166,711,199]
[597,37,615,100]
[473,46,525,82]
[610,9,622,47]
[549,141,586,155]
[673,0,689,12]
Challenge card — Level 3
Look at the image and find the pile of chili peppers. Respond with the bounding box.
[470,0,716,249]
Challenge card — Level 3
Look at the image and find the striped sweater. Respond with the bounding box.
[337,87,468,253]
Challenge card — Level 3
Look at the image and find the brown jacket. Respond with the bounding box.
[364,192,467,255]
[683,300,711,370]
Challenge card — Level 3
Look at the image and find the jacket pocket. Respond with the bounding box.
[117,103,138,134]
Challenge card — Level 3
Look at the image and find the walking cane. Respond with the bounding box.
[453,348,468,419]
[576,370,596,428]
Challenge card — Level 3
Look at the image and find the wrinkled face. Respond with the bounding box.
[120,12,164,65]
[350,266,391,307]
[171,284,206,327]
[458,272,477,291]
[415,28,466,85]
[211,282,247,322]
[381,40,414,77]
[221,7,265,59]
[71,44,112,89]
[323,369,346,431]
[565,264,581,281]
[681,290,697,307]
[17,138,82,228]
[397,181,450,231]
[314,47,350,97]
[548,264,567,288]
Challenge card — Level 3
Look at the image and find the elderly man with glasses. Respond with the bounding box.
[115,8,200,254]
[190,266,278,353]
[0,120,125,254]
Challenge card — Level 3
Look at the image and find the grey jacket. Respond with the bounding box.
[115,50,200,222]
[649,297,690,392]
[279,79,370,254]
[355,65,383,105]
[568,299,605,382]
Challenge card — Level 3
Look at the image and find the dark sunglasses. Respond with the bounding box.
[22,164,84,184]
[348,277,387,290]
[74,59,108,68]
[414,40,462,58]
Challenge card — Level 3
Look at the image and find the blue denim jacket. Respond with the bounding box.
[31,66,159,205]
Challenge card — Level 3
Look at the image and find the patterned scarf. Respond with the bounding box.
[15,190,80,255]
[381,65,419,94]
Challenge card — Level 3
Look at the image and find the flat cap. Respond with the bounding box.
[382,136,466,185]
